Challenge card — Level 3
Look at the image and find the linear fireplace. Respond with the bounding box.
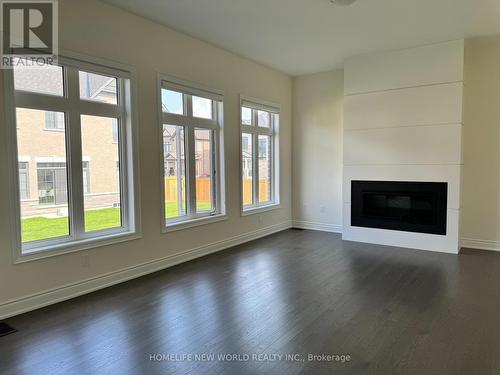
[351,181,447,235]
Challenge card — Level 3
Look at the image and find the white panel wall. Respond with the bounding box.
[342,40,464,254]
[344,83,463,130]
[344,40,464,95]
[344,124,462,165]
[342,205,460,254]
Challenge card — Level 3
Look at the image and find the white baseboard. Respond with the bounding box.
[460,238,500,252]
[291,221,500,254]
[0,221,292,320]
[292,220,343,234]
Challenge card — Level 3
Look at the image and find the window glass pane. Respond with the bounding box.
[192,96,213,119]
[195,129,214,212]
[164,125,187,219]
[161,89,184,115]
[16,108,70,243]
[81,115,122,232]
[18,162,29,200]
[241,107,252,125]
[242,133,253,206]
[258,135,272,203]
[13,61,64,96]
[79,71,117,104]
[258,110,270,128]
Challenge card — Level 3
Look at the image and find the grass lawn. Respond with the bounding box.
[21,201,212,243]
[165,201,212,218]
[21,208,121,243]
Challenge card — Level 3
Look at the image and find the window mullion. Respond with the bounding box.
[186,94,192,117]
[65,67,85,239]
[253,110,260,206]
[187,125,196,217]
[211,129,217,213]
[269,117,276,202]
[215,102,224,215]
[241,124,255,133]
[253,130,259,206]
[14,91,69,112]
[186,95,197,217]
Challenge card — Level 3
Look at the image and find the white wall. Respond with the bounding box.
[342,40,464,253]
[291,71,343,232]
[291,37,500,253]
[461,36,500,251]
[0,0,292,318]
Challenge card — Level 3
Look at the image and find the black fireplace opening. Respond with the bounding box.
[351,181,447,235]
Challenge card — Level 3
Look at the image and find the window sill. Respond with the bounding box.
[14,231,141,264]
[241,203,281,216]
[163,213,227,233]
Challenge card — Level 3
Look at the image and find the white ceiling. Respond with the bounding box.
[103,0,500,76]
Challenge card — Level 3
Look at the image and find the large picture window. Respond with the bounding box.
[240,97,280,212]
[159,77,224,229]
[7,55,139,259]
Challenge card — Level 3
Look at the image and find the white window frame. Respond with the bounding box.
[4,51,141,263]
[240,95,280,215]
[157,74,226,232]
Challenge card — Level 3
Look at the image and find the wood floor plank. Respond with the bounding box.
[1,230,499,375]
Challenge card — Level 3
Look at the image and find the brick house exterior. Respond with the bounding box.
[16,70,121,218]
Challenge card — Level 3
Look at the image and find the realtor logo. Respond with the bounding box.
[1,0,58,68]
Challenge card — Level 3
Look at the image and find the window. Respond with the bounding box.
[161,89,183,115]
[45,111,65,130]
[159,77,224,229]
[79,71,117,104]
[8,55,139,258]
[35,161,89,205]
[13,60,64,96]
[18,162,29,200]
[37,162,68,205]
[82,161,90,194]
[240,98,279,212]
[81,115,122,232]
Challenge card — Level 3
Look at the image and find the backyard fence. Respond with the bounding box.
[165,177,269,205]
[242,179,270,205]
[164,177,210,202]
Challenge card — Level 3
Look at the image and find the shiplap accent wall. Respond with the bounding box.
[342,40,464,254]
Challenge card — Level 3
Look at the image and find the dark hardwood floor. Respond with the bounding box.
[2,229,500,375]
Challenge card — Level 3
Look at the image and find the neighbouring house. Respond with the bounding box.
[15,67,121,218]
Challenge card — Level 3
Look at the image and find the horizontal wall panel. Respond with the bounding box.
[344,124,462,165]
[343,164,461,209]
[344,40,464,95]
[344,83,463,130]
[342,203,460,254]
